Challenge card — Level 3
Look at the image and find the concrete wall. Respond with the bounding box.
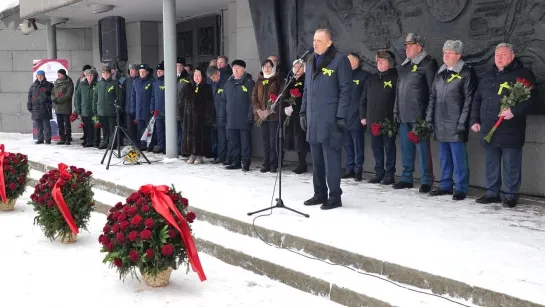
[0,16,92,133]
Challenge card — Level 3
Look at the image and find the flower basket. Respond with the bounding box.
[100,184,206,287]
[0,145,30,212]
[28,163,94,243]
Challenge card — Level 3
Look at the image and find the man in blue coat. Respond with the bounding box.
[130,64,155,151]
[220,60,255,171]
[207,65,232,165]
[151,62,166,154]
[343,52,369,182]
[470,43,537,208]
[300,29,351,210]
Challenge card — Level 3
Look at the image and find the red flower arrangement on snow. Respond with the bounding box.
[0,145,30,211]
[100,185,205,286]
[28,163,94,242]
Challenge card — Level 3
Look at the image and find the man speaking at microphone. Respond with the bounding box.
[300,28,351,210]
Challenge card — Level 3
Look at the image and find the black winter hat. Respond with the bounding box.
[82,64,92,71]
[157,61,164,71]
[57,69,67,76]
[231,59,246,69]
[177,57,186,65]
[138,64,149,70]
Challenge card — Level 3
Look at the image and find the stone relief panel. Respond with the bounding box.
[177,31,193,58]
[297,0,545,112]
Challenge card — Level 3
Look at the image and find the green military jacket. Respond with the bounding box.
[93,78,121,117]
[51,76,74,115]
[75,79,97,117]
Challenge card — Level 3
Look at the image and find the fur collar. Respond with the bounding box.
[438,60,465,74]
[401,50,428,66]
[309,45,338,79]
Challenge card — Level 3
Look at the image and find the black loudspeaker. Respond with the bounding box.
[98,16,128,63]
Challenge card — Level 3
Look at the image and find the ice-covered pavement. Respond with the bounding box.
[0,192,343,307]
[1,132,544,305]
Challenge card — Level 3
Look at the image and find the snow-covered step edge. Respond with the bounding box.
[27,163,543,307]
[87,186,477,307]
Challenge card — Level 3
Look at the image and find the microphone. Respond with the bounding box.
[295,48,313,64]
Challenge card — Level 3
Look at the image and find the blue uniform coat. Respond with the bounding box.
[212,72,230,127]
[130,75,155,121]
[150,76,166,117]
[220,73,255,130]
[301,45,352,149]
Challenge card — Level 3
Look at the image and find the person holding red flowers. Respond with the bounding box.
[469,43,537,208]
[360,50,398,185]
[252,59,282,173]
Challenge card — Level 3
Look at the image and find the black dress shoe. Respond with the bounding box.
[242,164,250,172]
[419,184,432,193]
[502,199,517,208]
[393,181,413,189]
[260,166,270,173]
[452,192,467,201]
[35,140,44,144]
[270,168,277,173]
[354,173,363,182]
[292,164,307,174]
[368,176,383,184]
[429,188,452,196]
[381,176,395,185]
[342,171,355,179]
[226,164,241,170]
[45,140,51,144]
[304,196,326,206]
[475,195,501,204]
[222,160,231,166]
[321,199,342,210]
[211,160,223,165]
[65,141,71,145]
[57,140,66,145]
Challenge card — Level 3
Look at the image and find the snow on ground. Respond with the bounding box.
[0,191,343,307]
[1,133,544,305]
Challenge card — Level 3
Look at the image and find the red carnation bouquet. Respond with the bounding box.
[371,118,397,138]
[408,119,431,144]
[92,115,102,129]
[0,145,30,211]
[100,185,205,287]
[484,78,533,143]
[69,112,78,123]
[28,164,94,243]
[283,88,302,127]
[255,93,279,127]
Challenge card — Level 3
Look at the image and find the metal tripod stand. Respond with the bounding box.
[101,104,151,170]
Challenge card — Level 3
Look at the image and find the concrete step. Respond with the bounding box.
[27,162,544,307]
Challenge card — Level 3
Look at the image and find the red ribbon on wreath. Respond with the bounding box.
[51,163,79,234]
[0,144,9,203]
[140,184,206,281]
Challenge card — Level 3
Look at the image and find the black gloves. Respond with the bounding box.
[300,114,307,131]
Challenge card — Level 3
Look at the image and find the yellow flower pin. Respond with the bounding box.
[411,64,418,73]
[447,73,462,83]
[353,80,360,85]
[322,68,334,76]
[107,85,115,92]
[242,85,248,92]
[295,82,303,87]
[217,89,223,94]
[262,80,269,85]
[159,85,165,90]
[383,81,392,88]
[498,82,511,95]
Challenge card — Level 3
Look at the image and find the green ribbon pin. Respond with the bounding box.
[179,78,189,84]
[383,81,392,88]
[411,64,418,73]
[159,85,165,90]
[242,85,248,92]
[195,87,199,93]
[218,89,223,94]
[295,82,303,87]
[498,82,511,95]
[145,84,151,90]
[447,73,462,83]
[262,80,269,85]
[107,85,114,92]
[322,68,334,76]
[353,80,360,85]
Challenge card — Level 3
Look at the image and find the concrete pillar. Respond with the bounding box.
[46,19,57,59]
[163,0,177,158]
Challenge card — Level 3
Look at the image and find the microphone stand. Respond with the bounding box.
[248,56,310,218]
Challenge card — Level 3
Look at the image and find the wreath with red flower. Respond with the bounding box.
[0,146,30,204]
[28,165,94,241]
[100,185,204,281]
